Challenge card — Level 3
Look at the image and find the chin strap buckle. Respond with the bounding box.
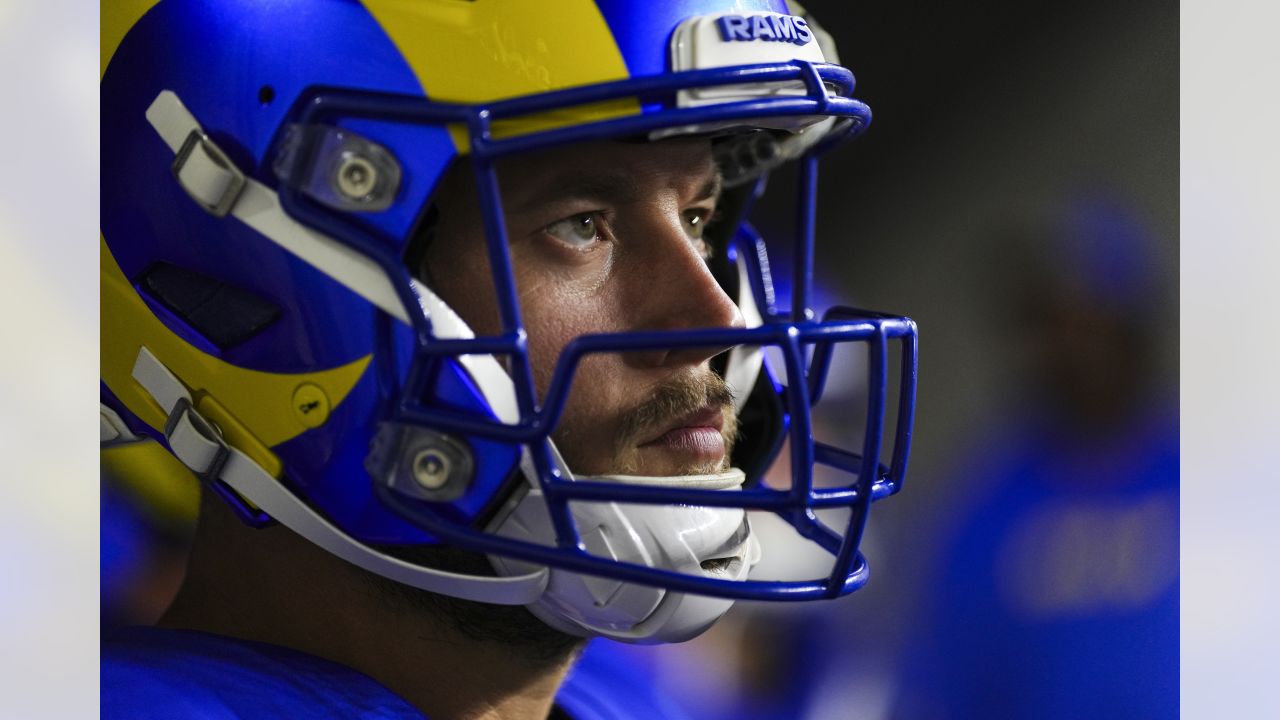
[172,129,247,217]
[162,396,231,483]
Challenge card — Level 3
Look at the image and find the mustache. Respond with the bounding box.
[616,371,739,455]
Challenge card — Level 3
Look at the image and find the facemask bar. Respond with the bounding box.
[271,60,914,601]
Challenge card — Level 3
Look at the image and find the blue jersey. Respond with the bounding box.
[897,408,1179,719]
[103,626,691,719]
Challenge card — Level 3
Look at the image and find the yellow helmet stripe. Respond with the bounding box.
[360,0,640,149]
[101,236,372,449]
[101,0,162,79]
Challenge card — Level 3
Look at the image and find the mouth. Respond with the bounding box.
[636,406,727,465]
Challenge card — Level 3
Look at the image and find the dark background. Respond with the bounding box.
[807,0,1178,504]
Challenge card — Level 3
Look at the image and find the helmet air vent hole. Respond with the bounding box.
[137,261,281,349]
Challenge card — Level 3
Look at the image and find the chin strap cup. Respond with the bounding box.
[488,464,758,643]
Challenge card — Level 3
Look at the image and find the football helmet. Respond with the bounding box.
[101,0,917,643]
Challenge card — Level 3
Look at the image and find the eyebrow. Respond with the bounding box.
[696,173,723,203]
[506,168,722,215]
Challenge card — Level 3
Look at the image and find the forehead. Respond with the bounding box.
[498,136,714,173]
[495,136,718,202]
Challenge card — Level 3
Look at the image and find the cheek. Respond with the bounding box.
[447,279,499,336]
[423,233,503,337]
[520,284,632,426]
[522,288,596,398]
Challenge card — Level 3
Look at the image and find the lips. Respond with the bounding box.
[638,406,724,444]
[637,406,726,463]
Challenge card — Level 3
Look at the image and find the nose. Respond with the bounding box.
[629,212,746,368]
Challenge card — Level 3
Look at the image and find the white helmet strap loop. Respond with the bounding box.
[145,90,411,324]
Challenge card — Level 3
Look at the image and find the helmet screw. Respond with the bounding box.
[335,153,378,199]
[412,448,451,490]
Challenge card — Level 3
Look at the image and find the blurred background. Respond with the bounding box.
[0,0,1228,717]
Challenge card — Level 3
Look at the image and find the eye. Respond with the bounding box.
[683,209,710,239]
[683,208,716,259]
[544,213,602,248]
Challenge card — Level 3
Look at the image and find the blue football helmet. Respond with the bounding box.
[100,0,917,643]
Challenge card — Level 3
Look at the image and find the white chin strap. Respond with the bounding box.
[137,89,769,643]
[127,345,550,605]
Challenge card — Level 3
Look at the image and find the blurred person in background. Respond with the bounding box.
[890,195,1178,719]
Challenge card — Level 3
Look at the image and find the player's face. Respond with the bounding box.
[425,137,744,477]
